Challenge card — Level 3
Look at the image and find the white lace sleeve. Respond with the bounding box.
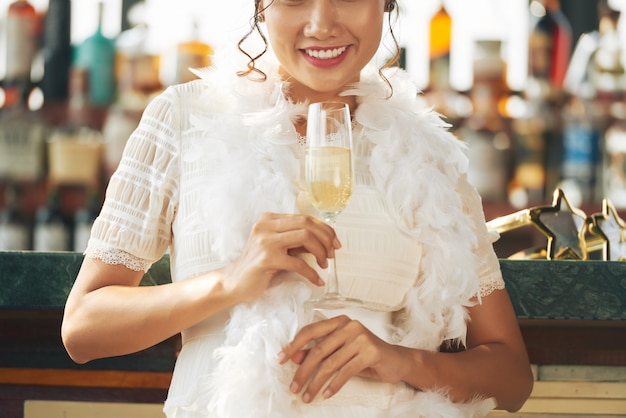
[85,87,181,272]
[458,175,506,298]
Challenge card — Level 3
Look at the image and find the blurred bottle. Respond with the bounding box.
[423,4,462,126]
[561,0,624,206]
[73,187,100,252]
[528,0,572,94]
[47,68,104,188]
[0,184,30,250]
[588,3,625,96]
[559,84,601,206]
[65,67,91,128]
[0,84,47,183]
[74,1,116,106]
[172,21,212,85]
[507,92,547,207]
[428,5,451,92]
[115,2,162,109]
[39,0,72,103]
[604,102,626,208]
[524,0,573,202]
[461,41,512,203]
[4,0,39,89]
[101,103,140,178]
[33,186,70,251]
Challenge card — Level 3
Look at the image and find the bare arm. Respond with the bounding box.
[62,213,339,364]
[400,289,534,411]
[61,259,233,364]
[280,288,533,411]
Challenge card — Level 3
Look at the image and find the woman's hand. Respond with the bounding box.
[278,315,411,403]
[221,212,341,304]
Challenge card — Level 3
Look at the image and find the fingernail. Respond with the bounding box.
[302,393,311,403]
[276,351,285,363]
[333,238,342,249]
[290,381,300,394]
[323,389,332,399]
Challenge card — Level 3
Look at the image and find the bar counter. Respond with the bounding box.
[1,252,625,416]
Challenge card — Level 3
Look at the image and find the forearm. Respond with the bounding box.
[62,271,231,363]
[402,342,533,411]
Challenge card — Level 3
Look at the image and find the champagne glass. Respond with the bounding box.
[305,101,362,310]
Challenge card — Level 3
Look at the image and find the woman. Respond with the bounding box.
[61,0,534,416]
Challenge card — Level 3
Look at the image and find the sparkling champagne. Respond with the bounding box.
[305,146,352,214]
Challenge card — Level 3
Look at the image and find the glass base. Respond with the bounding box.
[305,292,364,311]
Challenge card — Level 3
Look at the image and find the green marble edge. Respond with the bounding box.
[1,252,625,320]
[501,259,626,320]
[0,251,171,309]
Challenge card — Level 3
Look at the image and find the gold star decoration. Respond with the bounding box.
[587,199,626,261]
[531,189,588,260]
[487,188,588,260]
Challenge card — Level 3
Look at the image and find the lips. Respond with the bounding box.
[301,46,350,68]
[304,46,348,59]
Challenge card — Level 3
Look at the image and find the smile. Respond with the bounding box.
[304,46,348,59]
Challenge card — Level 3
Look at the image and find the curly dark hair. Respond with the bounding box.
[237,0,401,95]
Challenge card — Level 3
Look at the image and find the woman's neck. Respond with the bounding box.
[279,74,357,114]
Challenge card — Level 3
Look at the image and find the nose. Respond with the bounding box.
[303,0,338,39]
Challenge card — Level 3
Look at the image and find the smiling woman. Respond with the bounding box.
[59,0,533,417]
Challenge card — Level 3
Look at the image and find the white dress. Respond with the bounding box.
[86,57,505,418]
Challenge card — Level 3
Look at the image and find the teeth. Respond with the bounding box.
[305,46,347,59]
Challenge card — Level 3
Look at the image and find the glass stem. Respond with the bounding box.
[324,213,340,297]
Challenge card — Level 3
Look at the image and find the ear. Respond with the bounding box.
[256,0,266,23]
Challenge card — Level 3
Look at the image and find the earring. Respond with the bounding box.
[256,13,265,23]
[386,1,395,12]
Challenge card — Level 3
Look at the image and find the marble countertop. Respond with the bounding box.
[1,252,625,320]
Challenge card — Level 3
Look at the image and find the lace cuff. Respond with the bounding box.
[479,274,505,298]
[85,246,152,272]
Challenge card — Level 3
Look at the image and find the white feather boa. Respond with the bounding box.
[184,52,495,417]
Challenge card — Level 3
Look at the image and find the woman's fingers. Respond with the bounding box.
[256,213,341,284]
[270,213,340,257]
[280,316,355,398]
[279,315,349,363]
[227,213,341,301]
[279,316,396,403]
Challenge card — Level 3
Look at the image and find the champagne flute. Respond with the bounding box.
[305,101,362,310]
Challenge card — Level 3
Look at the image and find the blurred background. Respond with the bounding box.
[0,0,625,258]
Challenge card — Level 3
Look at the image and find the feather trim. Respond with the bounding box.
[201,278,312,418]
[348,67,480,349]
[183,56,492,416]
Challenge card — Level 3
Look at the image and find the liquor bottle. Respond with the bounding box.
[0,184,30,250]
[4,0,39,89]
[39,0,72,103]
[528,0,573,93]
[428,5,451,92]
[559,84,601,205]
[524,0,572,201]
[588,5,625,95]
[461,41,512,203]
[33,187,70,251]
[115,2,162,108]
[0,84,47,183]
[74,1,116,106]
[603,102,626,208]
[102,103,141,178]
[508,92,547,206]
[73,188,100,252]
[47,68,104,188]
[173,21,213,85]
[423,5,457,120]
